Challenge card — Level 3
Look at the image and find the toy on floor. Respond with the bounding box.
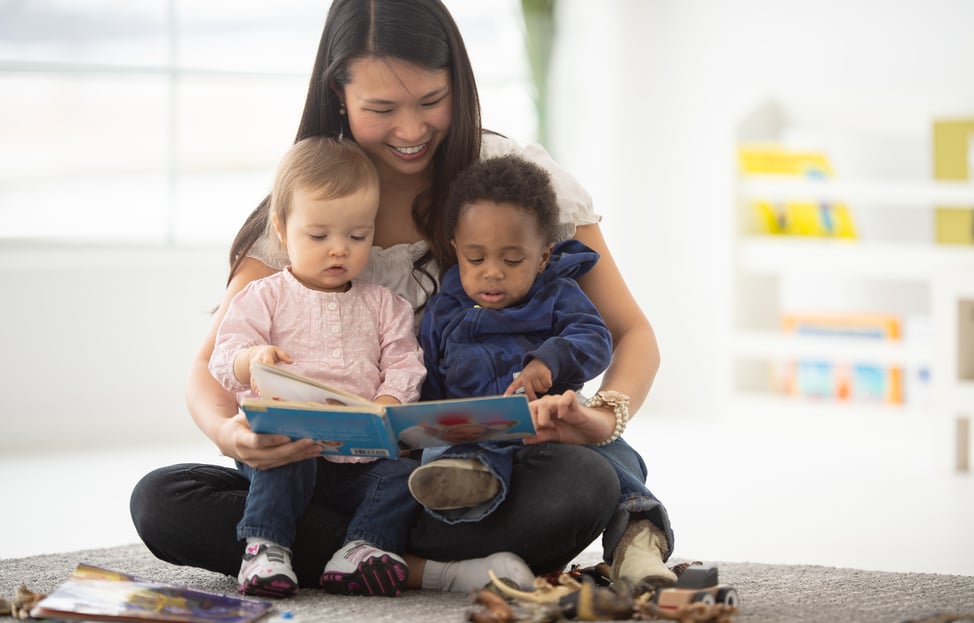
[636,566,738,622]
[466,563,739,622]
[0,584,46,620]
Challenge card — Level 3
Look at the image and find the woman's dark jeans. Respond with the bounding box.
[131,443,633,588]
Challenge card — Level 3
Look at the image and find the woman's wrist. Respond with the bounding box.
[584,390,630,445]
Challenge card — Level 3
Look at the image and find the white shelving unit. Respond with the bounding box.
[729,101,974,470]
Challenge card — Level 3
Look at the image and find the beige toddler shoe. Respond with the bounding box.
[610,519,678,588]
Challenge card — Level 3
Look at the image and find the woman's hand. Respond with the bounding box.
[525,389,616,446]
[215,412,323,470]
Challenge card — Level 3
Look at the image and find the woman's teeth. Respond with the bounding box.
[394,143,426,155]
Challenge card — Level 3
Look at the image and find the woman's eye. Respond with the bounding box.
[422,96,447,109]
[365,107,393,115]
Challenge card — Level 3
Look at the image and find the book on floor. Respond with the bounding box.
[30,563,272,623]
[241,362,536,459]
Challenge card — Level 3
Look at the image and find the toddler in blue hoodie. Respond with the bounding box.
[410,154,612,523]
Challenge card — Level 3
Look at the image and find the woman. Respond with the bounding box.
[130,0,674,592]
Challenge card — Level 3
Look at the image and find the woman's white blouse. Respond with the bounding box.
[248,133,601,313]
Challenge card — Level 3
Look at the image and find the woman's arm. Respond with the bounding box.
[186,257,322,469]
[573,223,659,414]
[488,135,659,416]
[527,223,659,444]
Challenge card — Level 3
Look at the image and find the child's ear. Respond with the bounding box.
[539,243,554,273]
[271,212,286,248]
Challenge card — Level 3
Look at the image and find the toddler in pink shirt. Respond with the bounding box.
[208,137,425,599]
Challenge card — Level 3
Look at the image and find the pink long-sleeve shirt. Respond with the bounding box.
[209,268,426,461]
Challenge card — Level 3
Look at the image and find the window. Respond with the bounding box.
[0,0,534,247]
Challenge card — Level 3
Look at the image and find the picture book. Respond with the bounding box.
[30,563,272,623]
[779,313,903,404]
[241,362,536,459]
[932,118,974,244]
[738,145,858,238]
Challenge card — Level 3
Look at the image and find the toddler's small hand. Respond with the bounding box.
[247,346,292,394]
[505,360,553,400]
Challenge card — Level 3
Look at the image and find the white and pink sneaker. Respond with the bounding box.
[237,541,298,598]
[320,540,408,597]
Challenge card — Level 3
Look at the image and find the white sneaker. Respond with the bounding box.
[237,541,298,598]
[320,540,408,597]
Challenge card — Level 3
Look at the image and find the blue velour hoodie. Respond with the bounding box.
[419,239,613,400]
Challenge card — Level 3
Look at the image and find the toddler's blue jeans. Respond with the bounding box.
[236,456,420,554]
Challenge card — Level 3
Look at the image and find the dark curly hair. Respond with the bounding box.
[443,155,559,267]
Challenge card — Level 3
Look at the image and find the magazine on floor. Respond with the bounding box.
[31,563,272,623]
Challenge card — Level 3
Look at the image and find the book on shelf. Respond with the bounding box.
[932,118,974,245]
[778,313,903,404]
[30,563,272,623]
[737,145,858,239]
[241,362,535,459]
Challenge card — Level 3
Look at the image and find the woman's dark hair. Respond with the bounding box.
[444,155,560,266]
[227,0,482,290]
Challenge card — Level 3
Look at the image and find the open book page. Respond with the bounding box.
[389,395,535,449]
[241,364,537,458]
[249,361,372,405]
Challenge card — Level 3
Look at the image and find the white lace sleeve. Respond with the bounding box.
[247,226,288,271]
[481,133,601,242]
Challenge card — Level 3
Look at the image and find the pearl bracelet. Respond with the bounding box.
[584,390,630,446]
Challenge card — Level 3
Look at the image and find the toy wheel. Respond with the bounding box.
[691,591,716,605]
[716,587,739,606]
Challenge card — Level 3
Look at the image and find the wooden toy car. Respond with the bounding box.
[652,566,739,610]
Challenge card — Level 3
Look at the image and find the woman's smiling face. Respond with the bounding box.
[340,56,453,182]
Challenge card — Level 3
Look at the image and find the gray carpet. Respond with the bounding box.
[2,544,973,622]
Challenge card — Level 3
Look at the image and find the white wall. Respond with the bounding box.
[0,246,226,452]
[4,1,974,451]
[547,0,974,415]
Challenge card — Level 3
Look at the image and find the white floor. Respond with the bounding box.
[2,408,972,577]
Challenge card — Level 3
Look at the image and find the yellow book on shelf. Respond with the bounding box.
[932,118,974,244]
[737,145,857,238]
[738,147,835,176]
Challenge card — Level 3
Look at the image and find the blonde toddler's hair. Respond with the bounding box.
[270,136,379,232]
